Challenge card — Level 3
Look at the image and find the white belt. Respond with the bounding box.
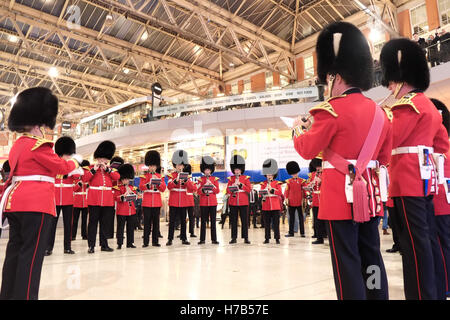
[144,190,160,193]
[392,146,433,156]
[55,183,74,188]
[186,192,193,196]
[12,175,55,184]
[171,188,187,192]
[323,160,378,170]
[74,192,87,195]
[89,186,112,191]
[236,190,246,193]
[313,191,320,194]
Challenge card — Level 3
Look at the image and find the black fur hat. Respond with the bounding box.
[286,161,300,175]
[172,150,188,166]
[309,158,323,173]
[183,163,192,175]
[110,156,124,165]
[145,150,161,167]
[118,163,135,180]
[55,136,76,157]
[80,160,90,167]
[262,158,278,179]
[380,38,429,91]
[8,87,59,132]
[200,156,215,174]
[316,22,373,90]
[230,155,245,174]
[2,160,10,173]
[431,98,449,136]
[94,140,116,160]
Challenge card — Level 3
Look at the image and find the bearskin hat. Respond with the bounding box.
[380,38,429,91]
[94,140,116,160]
[80,160,90,167]
[316,22,373,90]
[262,158,278,179]
[200,156,215,174]
[145,150,161,167]
[230,154,245,174]
[118,163,135,180]
[8,87,59,132]
[431,98,450,136]
[2,160,10,173]
[55,136,76,157]
[183,163,192,175]
[110,156,124,165]
[172,149,188,166]
[286,161,300,175]
[309,158,323,173]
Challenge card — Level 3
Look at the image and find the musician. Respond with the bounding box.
[82,140,120,253]
[46,136,79,255]
[293,22,392,300]
[308,158,325,245]
[260,159,283,244]
[284,161,306,238]
[72,160,90,240]
[139,150,166,247]
[166,150,196,246]
[109,156,124,240]
[0,87,80,300]
[113,164,137,249]
[183,164,197,238]
[0,160,10,238]
[380,39,449,300]
[226,155,251,244]
[197,156,220,245]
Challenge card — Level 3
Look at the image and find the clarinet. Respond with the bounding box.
[232,173,240,198]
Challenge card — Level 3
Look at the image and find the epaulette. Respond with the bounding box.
[215,177,220,181]
[29,136,54,151]
[391,93,420,114]
[382,106,393,122]
[227,176,232,180]
[113,186,120,190]
[278,181,283,185]
[132,186,138,191]
[82,166,90,171]
[139,175,146,179]
[111,168,118,172]
[245,175,250,180]
[309,99,339,118]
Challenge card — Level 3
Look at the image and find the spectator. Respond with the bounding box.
[373,59,382,86]
[314,77,325,101]
[427,34,440,67]
[412,32,427,51]
[439,29,450,62]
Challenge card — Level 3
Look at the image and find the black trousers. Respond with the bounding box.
[116,215,136,246]
[230,205,248,240]
[107,209,115,239]
[200,206,217,242]
[263,211,280,240]
[168,207,187,241]
[393,196,446,300]
[435,215,450,296]
[0,212,52,300]
[72,207,88,239]
[325,218,389,300]
[88,206,113,248]
[387,206,401,251]
[312,206,326,239]
[187,206,195,236]
[143,207,161,245]
[47,205,73,251]
[288,206,304,235]
[248,203,258,227]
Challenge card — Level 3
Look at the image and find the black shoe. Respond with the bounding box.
[212,241,219,245]
[276,240,280,244]
[312,235,317,239]
[166,241,173,246]
[88,247,94,254]
[101,247,114,252]
[386,247,399,253]
[82,236,88,240]
[244,239,251,244]
[312,239,324,244]
[152,243,161,247]
[301,234,305,238]
[177,235,181,238]
[45,250,52,256]
[264,239,269,244]
[117,245,122,250]
[142,244,149,248]
[159,234,163,238]
[71,237,76,241]
[285,234,294,238]
[198,241,205,245]
[190,234,197,238]
[182,240,190,245]
[229,239,237,244]
[127,244,136,248]
[64,249,75,254]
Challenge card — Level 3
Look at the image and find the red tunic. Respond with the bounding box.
[260,180,283,211]
[113,184,137,216]
[139,172,166,208]
[293,91,393,220]
[226,175,252,206]
[307,172,322,208]
[54,175,75,206]
[4,134,78,216]
[389,92,449,197]
[82,165,120,207]
[197,176,220,206]
[73,173,88,208]
[284,177,305,207]
[434,150,450,215]
[167,172,197,207]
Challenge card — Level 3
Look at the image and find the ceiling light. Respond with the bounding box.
[141,31,148,41]
[217,93,225,97]
[123,68,130,74]
[48,67,59,77]
[193,45,202,56]
[229,63,234,67]
[369,28,382,43]
[8,35,19,43]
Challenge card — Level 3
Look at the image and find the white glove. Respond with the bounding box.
[68,167,84,177]
[71,154,83,165]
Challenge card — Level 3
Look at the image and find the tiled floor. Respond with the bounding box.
[0,218,406,300]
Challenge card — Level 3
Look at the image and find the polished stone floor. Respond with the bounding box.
[0,217,407,300]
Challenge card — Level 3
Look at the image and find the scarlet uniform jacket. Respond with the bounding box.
[167,171,197,207]
[113,184,137,216]
[5,134,78,216]
[434,150,450,215]
[197,175,220,206]
[226,175,252,206]
[54,174,75,206]
[82,165,120,207]
[139,172,166,208]
[260,180,283,211]
[73,173,88,208]
[284,177,306,207]
[293,90,393,220]
[389,92,449,197]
